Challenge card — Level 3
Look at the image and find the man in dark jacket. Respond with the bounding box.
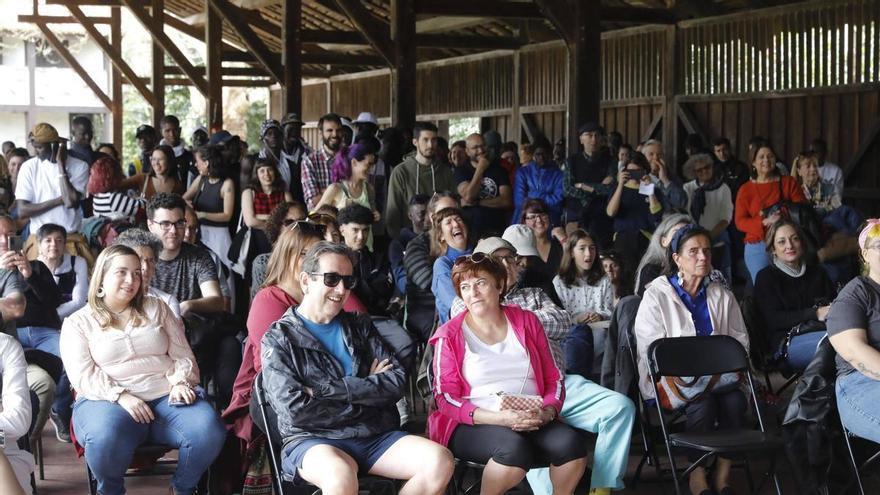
[338,204,393,315]
[259,241,452,493]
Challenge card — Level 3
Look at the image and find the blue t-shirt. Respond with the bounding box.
[296,309,353,376]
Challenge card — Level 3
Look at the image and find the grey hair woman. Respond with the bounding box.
[634,213,693,296]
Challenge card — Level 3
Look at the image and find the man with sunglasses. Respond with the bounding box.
[260,241,453,494]
[449,238,635,495]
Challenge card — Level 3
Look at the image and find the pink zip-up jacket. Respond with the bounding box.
[427,304,565,447]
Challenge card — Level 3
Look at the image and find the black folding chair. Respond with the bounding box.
[647,335,784,495]
[252,373,398,495]
[840,418,880,495]
[740,295,801,397]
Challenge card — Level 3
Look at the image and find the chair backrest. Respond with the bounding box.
[648,335,749,378]
[739,294,771,368]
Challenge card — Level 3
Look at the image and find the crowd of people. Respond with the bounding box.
[0,109,875,495]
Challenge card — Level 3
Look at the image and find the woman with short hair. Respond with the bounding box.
[520,198,564,286]
[36,223,88,319]
[429,254,587,495]
[61,245,225,495]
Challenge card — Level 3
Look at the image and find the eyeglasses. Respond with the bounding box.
[524,213,549,221]
[495,254,520,264]
[453,252,490,267]
[309,272,357,289]
[290,221,327,237]
[150,219,186,231]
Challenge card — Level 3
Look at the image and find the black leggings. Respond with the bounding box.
[448,422,587,470]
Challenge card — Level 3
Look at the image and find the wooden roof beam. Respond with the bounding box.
[602,7,676,24]
[208,0,284,83]
[332,0,394,65]
[19,14,111,24]
[299,52,385,66]
[413,0,543,18]
[301,30,523,49]
[532,0,574,43]
[66,5,156,107]
[33,22,112,110]
[119,0,208,95]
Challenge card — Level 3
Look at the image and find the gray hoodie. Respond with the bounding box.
[384,155,454,238]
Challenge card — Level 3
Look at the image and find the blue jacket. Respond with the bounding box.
[513,162,564,226]
[432,246,472,324]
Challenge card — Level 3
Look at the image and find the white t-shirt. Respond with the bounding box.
[148,287,182,321]
[15,155,89,233]
[819,161,844,198]
[461,320,538,411]
[683,179,734,244]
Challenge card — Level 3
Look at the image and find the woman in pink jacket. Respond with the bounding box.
[428,253,587,495]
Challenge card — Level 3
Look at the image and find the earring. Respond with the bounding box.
[96,287,105,297]
[677,271,684,281]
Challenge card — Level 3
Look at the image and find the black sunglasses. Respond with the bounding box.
[289,221,327,237]
[453,252,491,267]
[309,272,357,289]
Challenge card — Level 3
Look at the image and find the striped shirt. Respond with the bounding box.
[91,191,142,220]
[302,146,334,208]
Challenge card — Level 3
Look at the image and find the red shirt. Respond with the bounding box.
[734,175,806,243]
[223,285,368,442]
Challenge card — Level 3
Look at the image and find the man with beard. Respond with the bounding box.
[455,132,512,238]
[159,115,195,185]
[303,113,342,209]
[385,122,455,238]
[127,124,157,177]
[67,116,102,165]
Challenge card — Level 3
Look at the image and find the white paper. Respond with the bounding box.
[638,182,655,196]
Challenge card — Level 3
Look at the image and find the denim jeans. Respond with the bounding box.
[17,326,73,424]
[836,371,880,444]
[563,324,594,378]
[785,331,826,370]
[744,241,771,284]
[72,393,226,495]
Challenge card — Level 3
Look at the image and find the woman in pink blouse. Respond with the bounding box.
[60,245,225,495]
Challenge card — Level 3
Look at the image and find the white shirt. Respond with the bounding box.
[552,274,615,321]
[149,287,182,320]
[683,179,734,243]
[15,155,89,233]
[818,161,844,198]
[0,334,34,491]
[461,320,538,411]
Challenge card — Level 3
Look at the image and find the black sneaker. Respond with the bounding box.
[49,410,71,443]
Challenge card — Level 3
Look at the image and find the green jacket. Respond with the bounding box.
[385,156,454,238]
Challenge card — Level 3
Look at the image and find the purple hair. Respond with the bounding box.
[331,143,375,183]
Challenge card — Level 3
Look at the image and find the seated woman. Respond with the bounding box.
[600,250,631,305]
[118,144,184,200]
[827,219,880,444]
[431,207,473,324]
[60,245,226,495]
[240,158,292,261]
[634,224,750,495]
[88,157,143,222]
[0,333,34,493]
[309,205,343,244]
[520,198,565,287]
[249,201,307,298]
[429,254,588,495]
[606,152,662,272]
[36,223,88,319]
[754,220,835,370]
[314,141,381,251]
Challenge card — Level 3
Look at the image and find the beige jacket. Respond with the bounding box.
[633,275,750,399]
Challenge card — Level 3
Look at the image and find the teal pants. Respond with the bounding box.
[526,375,635,491]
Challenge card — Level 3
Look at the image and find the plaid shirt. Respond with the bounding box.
[303,145,334,208]
[450,286,571,370]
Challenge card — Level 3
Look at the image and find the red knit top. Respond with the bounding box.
[734,175,807,243]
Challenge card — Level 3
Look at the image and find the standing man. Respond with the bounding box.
[385,122,455,238]
[159,115,195,186]
[641,139,687,211]
[563,122,615,245]
[279,113,311,205]
[455,133,512,238]
[67,116,101,165]
[302,113,343,210]
[127,124,158,177]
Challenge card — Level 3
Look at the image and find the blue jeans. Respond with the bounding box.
[72,394,226,495]
[785,331,826,370]
[526,375,635,490]
[563,324,594,378]
[744,241,771,284]
[837,371,880,444]
[17,326,73,424]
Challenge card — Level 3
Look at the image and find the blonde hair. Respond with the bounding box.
[88,245,146,329]
[262,226,324,289]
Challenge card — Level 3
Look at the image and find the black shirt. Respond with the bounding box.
[454,160,511,237]
[20,261,62,330]
[754,263,835,350]
[827,276,880,376]
[567,151,616,186]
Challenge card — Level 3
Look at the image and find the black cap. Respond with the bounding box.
[135,124,156,138]
[209,130,236,146]
[577,121,603,136]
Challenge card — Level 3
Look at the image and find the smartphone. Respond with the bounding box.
[167,398,191,407]
[6,235,22,253]
[628,170,645,182]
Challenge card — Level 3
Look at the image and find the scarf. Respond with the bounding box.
[773,257,806,278]
[689,177,726,224]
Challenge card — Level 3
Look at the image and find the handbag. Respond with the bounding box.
[762,180,823,248]
[656,372,741,410]
[495,391,544,411]
[227,212,251,277]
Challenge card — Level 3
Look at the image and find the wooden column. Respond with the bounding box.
[509,51,521,143]
[662,25,680,169]
[151,0,165,126]
[390,0,416,130]
[282,0,302,115]
[111,6,123,147]
[567,0,600,154]
[205,0,223,131]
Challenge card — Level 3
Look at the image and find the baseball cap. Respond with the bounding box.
[577,121,603,136]
[281,113,304,126]
[353,112,379,125]
[502,224,540,257]
[474,237,517,256]
[31,123,66,144]
[135,124,156,139]
[209,130,235,145]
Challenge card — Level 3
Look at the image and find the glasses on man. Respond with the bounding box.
[151,219,186,231]
[495,254,521,265]
[289,221,327,237]
[309,272,357,289]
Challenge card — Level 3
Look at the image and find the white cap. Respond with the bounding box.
[353,112,379,125]
[502,224,540,257]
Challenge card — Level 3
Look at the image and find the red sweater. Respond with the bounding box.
[734,176,806,243]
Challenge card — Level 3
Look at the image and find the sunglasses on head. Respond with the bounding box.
[453,252,491,267]
[288,221,327,236]
[307,212,335,223]
[309,272,357,289]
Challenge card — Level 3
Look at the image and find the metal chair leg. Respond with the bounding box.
[842,426,866,495]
